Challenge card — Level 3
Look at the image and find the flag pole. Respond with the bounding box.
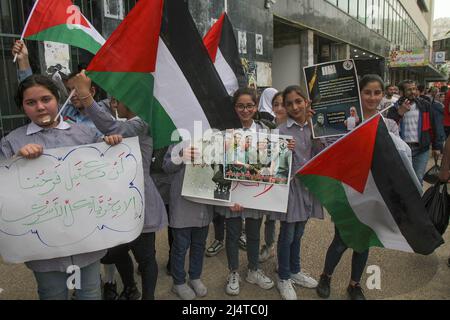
[13,0,40,63]
[54,89,76,122]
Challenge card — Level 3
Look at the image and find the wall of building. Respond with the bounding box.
[272,44,302,90]
[399,0,432,44]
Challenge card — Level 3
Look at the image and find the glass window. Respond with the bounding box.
[349,0,358,18]
[358,0,366,24]
[338,0,349,12]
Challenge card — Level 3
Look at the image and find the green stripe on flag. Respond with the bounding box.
[150,97,178,149]
[26,24,102,54]
[299,175,384,252]
[86,71,177,149]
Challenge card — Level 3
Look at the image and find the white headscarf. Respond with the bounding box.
[258,88,278,117]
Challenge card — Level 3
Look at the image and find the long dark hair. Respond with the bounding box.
[282,85,308,106]
[359,74,385,92]
[15,74,60,110]
[232,87,257,107]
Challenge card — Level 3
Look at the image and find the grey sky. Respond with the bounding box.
[434,0,450,20]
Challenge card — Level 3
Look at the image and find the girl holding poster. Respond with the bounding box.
[0,74,122,300]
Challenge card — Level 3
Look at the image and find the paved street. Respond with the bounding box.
[1,204,449,300]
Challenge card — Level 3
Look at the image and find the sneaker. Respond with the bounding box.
[316,274,331,299]
[206,240,224,257]
[291,271,318,288]
[103,282,118,300]
[259,244,275,263]
[347,283,366,300]
[277,279,297,300]
[225,272,240,296]
[172,283,196,300]
[118,283,141,300]
[189,279,208,297]
[238,233,247,251]
[246,269,274,290]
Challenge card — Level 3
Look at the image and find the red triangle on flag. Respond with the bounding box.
[87,0,163,73]
[24,0,90,37]
[203,13,225,63]
[298,115,381,193]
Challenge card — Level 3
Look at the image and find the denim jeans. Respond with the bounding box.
[33,260,101,300]
[277,221,306,280]
[171,226,209,285]
[323,227,369,283]
[104,232,158,300]
[412,148,430,186]
[226,217,262,272]
[213,211,225,242]
[264,217,276,247]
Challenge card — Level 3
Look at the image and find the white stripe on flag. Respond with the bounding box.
[344,172,414,253]
[153,38,210,136]
[215,49,239,96]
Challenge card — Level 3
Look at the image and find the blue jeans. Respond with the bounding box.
[412,148,430,185]
[323,227,369,283]
[171,226,209,285]
[213,210,225,242]
[264,217,276,247]
[277,221,306,280]
[33,260,101,300]
[226,217,262,271]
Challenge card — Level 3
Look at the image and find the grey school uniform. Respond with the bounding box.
[0,120,106,273]
[270,118,324,223]
[162,143,213,229]
[85,102,168,233]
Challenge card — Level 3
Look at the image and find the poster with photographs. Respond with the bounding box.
[181,133,231,203]
[104,0,125,20]
[224,130,292,186]
[303,60,363,138]
[238,30,247,54]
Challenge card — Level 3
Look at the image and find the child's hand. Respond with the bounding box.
[287,139,296,151]
[103,135,123,146]
[12,40,28,61]
[182,146,201,163]
[18,144,43,159]
[230,204,244,212]
[73,70,93,101]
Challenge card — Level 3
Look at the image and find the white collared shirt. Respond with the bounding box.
[26,117,71,136]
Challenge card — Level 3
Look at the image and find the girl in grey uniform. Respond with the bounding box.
[73,72,168,300]
[0,74,122,300]
[220,88,275,296]
[162,143,213,300]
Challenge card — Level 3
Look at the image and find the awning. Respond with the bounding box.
[389,64,447,82]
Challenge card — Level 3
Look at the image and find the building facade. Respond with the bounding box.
[0,0,444,138]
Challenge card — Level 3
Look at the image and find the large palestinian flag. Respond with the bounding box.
[297,115,443,255]
[87,0,240,149]
[203,12,246,96]
[21,0,105,54]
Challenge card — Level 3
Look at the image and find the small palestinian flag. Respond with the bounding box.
[22,0,105,54]
[203,12,246,95]
[297,115,443,255]
[87,0,240,149]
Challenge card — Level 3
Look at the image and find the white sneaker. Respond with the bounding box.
[259,244,275,263]
[172,283,196,300]
[277,279,297,300]
[291,271,318,288]
[189,279,207,297]
[246,269,274,290]
[226,272,240,296]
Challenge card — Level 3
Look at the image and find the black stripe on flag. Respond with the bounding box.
[219,14,247,89]
[160,0,241,130]
[371,119,443,255]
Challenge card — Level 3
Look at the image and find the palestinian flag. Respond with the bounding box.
[297,115,443,255]
[203,12,246,95]
[22,0,105,54]
[87,0,240,149]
